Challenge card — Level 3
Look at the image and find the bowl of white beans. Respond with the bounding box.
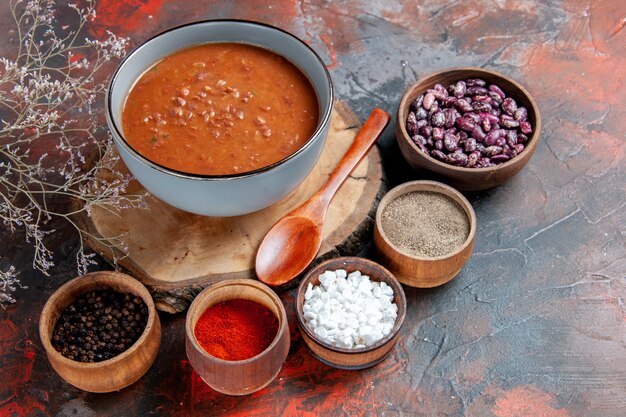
[295,257,406,370]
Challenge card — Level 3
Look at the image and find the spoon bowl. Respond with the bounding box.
[255,216,322,283]
[255,109,390,287]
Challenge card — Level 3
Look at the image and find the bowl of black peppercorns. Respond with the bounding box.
[39,271,161,393]
[396,67,541,191]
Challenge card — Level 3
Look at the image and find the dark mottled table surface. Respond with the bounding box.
[1,1,625,416]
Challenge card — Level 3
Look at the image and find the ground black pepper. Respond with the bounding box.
[51,289,148,363]
[381,191,470,257]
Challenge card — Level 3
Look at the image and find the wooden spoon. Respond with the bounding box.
[256,108,390,287]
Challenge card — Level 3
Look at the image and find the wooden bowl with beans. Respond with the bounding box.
[39,271,161,393]
[397,67,541,191]
[374,180,477,288]
[296,257,406,370]
[185,279,290,395]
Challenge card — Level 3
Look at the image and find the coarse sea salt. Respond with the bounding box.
[303,269,398,349]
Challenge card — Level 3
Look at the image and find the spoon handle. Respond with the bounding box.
[317,108,390,207]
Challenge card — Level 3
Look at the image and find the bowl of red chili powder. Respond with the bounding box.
[185,279,290,395]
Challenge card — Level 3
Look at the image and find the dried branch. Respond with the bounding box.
[0,0,146,302]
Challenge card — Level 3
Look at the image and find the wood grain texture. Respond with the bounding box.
[38,272,161,393]
[256,109,390,287]
[396,68,542,191]
[78,101,384,312]
[184,279,290,395]
[295,257,406,370]
[374,180,477,287]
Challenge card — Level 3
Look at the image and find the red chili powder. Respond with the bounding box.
[194,299,279,361]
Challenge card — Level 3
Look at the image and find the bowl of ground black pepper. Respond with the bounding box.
[39,271,161,393]
[374,180,476,287]
[185,279,290,395]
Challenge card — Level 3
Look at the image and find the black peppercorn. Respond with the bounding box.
[51,288,148,363]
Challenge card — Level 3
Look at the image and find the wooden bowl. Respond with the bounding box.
[185,279,290,395]
[396,67,541,191]
[39,271,161,393]
[374,180,476,287]
[296,257,406,370]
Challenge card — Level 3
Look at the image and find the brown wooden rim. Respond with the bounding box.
[295,257,407,354]
[185,279,288,365]
[39,271,158,369]
[375,180,477,261]
[396,66,542,172]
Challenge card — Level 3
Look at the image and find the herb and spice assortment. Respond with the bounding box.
[36,17,540,398]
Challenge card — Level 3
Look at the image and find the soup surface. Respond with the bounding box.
[122,43,319,175]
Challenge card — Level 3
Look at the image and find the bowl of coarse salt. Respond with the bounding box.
[296,257,406,370]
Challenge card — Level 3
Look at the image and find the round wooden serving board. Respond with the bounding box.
[81,101,384,312]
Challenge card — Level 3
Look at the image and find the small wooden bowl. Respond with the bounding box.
[39,271,161,393]
[185,279,290,395]
[397,67,541,191]
[374,180,476,287]
[296,257,406,370]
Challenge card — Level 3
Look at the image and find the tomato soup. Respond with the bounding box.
[122,43,319,175]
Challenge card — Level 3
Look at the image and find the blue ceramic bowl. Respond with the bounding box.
[106,20,334,216]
